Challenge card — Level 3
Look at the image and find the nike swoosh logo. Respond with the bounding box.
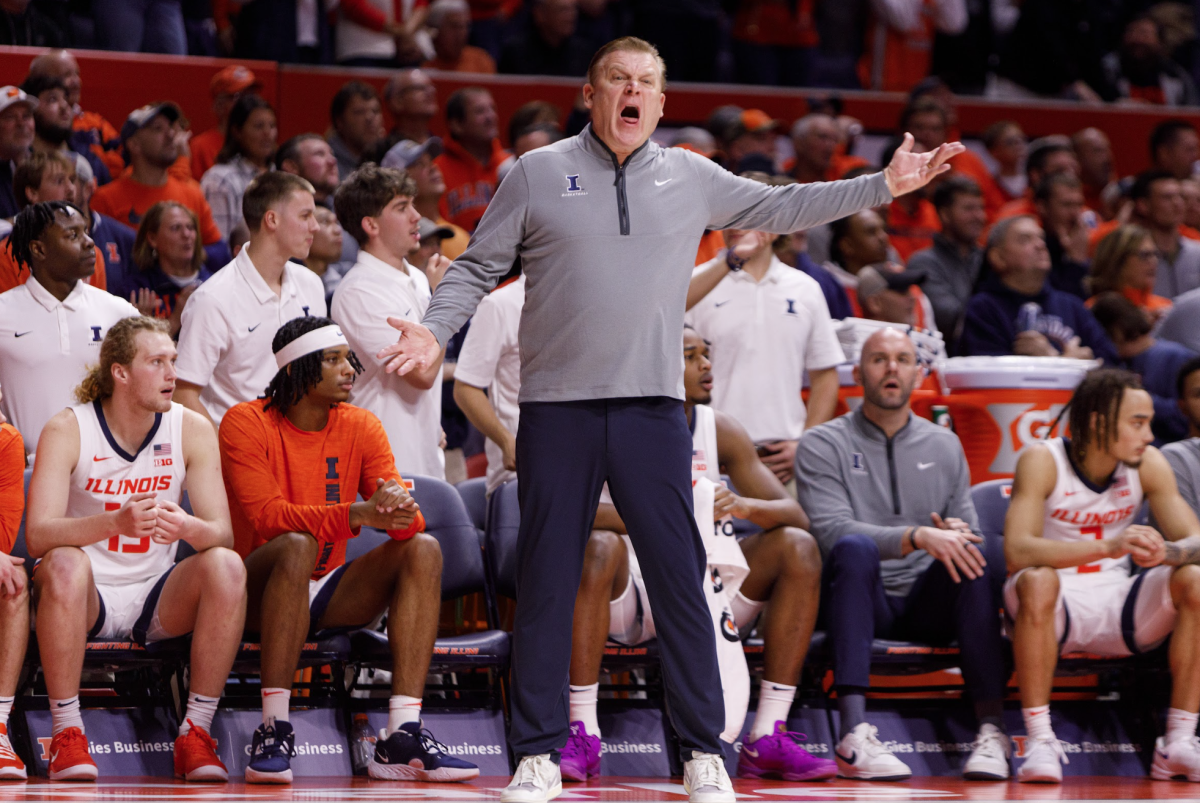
[836,749,857,764]
[248,323,261,332]
[50,750,59,763]
[93,456,111,462]
[1064,491,1077,496]
[743,747,759,758]
[14,331,30,337]
[655,178,672,187]
[918,461,935,470]
[263,690,286,696]
[714,300,731,307]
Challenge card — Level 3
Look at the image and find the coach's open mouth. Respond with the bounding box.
[620,105,640,121]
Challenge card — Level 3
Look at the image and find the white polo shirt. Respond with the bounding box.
[455,275,525,494]
[331,250,445,479]
[0,276,137,450]
[175,248,326,425]
[685,256,844,442]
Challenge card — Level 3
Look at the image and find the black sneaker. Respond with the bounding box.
[368,722,480,782]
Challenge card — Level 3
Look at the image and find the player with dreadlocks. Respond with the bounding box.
[0,201,136,451]
[218,315,479,785]
[1005,367,1200,784]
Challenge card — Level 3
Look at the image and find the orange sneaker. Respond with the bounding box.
[174,722,228,782]
[48,727,97,781]
[0,723,26,780]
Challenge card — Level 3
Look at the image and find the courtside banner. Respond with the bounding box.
[1006,703,1148,777]
[212,708,352,776]
[26,707,176,776]
[831,704,985,776]
[598,706,671,776]
[725,705,833,776]
[368,708,510,775]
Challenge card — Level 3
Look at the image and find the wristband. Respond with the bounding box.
[726,249,746,272]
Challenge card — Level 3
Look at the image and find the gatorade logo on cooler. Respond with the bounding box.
[987,402,1067,474]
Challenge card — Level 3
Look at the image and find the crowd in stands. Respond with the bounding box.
[2,1,1200,104]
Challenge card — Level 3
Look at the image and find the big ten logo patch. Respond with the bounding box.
[988,402,1067,474]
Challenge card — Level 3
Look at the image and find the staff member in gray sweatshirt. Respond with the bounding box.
[1163,356,1200,514]
[796,328,1009,782]
[376,37,964,803]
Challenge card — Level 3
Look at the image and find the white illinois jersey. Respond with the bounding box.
[691,404,721,486]
[67,400,186,585]
[1042,436,1143,575]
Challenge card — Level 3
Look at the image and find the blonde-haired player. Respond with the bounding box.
[1006,368,1200,783]
[26,316,247,782]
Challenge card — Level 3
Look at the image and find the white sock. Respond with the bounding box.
[50,695,84,735]
[1166,708,1200,746]
[388,695,422,734]
[1021,704,1055,743]
[569,683,600,736]
[752,681,797,740]
[261,688,290,727]
[0,696,12,728]
[179,692,219,736]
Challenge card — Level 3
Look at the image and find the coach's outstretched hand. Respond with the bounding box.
[379,318,441,376]
[883,133,965,198]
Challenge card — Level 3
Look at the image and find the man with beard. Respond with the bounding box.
[1100,16,1199,107]
[19,73,110,185]
[91,104,222,247]
[796,327,1009,781]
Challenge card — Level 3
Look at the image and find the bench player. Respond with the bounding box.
[218,315,478,784]
[1006,368,1200,783]
[26,316,247,782]
[0,383,27,780]
[560,327,835,782]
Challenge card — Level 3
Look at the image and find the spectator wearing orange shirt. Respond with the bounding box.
[91,104,223,247]
[901,98,1005,220]
[858,0,967,92]
[881,135,940,262]
[1087,224,1173,324]
[731,0,817,87]
[1072,127,1116,218]
[27,50,123,181]
[995,137,1081,222]
[190,65,261,181]
[424,0,496,74]
[0,382,28,782]
[435,87,509,233]
[220,315,478,784]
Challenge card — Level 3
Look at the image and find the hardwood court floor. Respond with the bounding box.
[0,777,1199,802]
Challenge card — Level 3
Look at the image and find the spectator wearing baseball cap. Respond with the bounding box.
[91,103,225,250]
[0,87,36,220]
[382,136,470,260]
[190,65,261,181]
[856,266,927,326]
[713,108,780,173]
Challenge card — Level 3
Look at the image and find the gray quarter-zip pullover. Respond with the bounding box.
[421,125,893,403]
[796,408,980,596]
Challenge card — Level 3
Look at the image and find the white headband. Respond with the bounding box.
[274,325,349,369]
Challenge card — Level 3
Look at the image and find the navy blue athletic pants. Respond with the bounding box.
[820,533,1007,701]
[508,397,724,761]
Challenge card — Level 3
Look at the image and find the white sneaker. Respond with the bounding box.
[500,754,562,803]
[963,724,1010,780]
[1016,736,1066,783]
[682,751,735,803]
[1152,736,1200,781]
[834,723,912,781]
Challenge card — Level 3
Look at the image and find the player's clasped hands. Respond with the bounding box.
[111,493,193,545]
[918,512,987,584]
[151,500,190,545]
[1115,524,1166,567]
[354,478,421,532]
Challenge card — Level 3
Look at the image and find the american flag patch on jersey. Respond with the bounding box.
[153,443,172,457]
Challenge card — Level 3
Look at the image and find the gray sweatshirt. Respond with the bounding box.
[1162,438,1200,516]
[795,409,980,596]
[421,125,893,403]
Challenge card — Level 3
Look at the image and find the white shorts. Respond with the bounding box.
[1003,565,1177,657]
[606,548,765,646]
[91,567,178,645]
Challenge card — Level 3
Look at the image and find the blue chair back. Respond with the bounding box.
[456,477,488,533]
[12,468,31,562]
[971,479,1013,539]
[485,480,520,600]
[347,475,486,601]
